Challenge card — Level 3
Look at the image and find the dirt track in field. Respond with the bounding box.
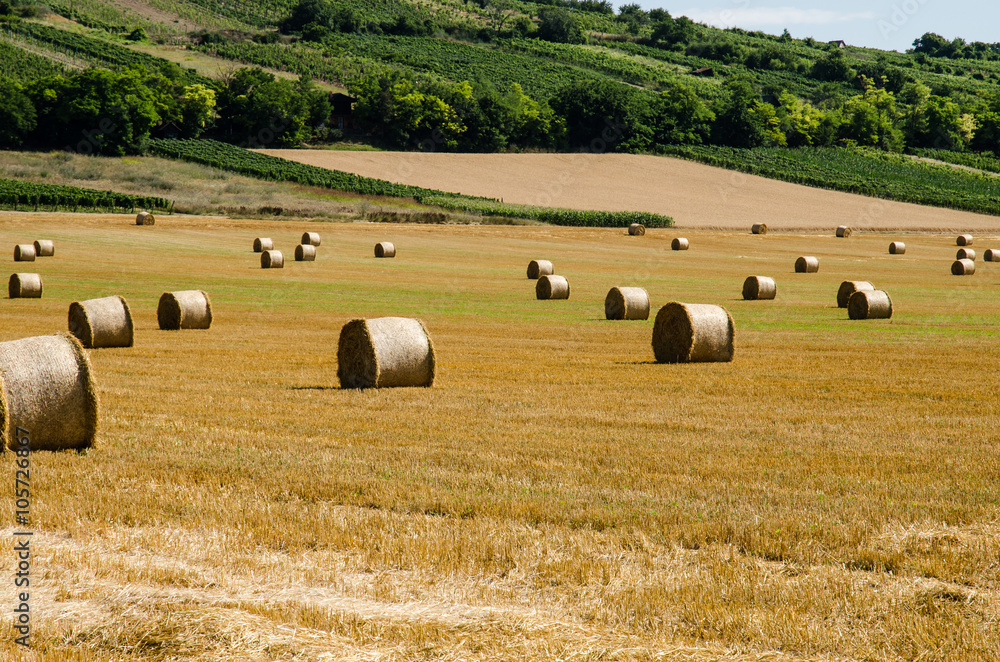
[264,150,1000,232]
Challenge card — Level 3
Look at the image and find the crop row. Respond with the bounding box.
[0,40,65,82]
[912,148,1000,175]
[0,178,171,212]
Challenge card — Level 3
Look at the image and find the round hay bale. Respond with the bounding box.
[14,245,35,262]
[751,223,767,235]
[337,317,435,389]
[295,244,316,261]
[253,237,273,253]
[837,281,874,309]
[375,242,396,258]
[956,248,976,261]
[68,295,133,349]
[671,237,689,251]
[536,275,570,300]
[33,240,54,257]
[628,223,645,236]
[652,302,734,364]
[301,231,322,246]
[957,234,973,246]
[605,286,650,320]
[136,212,154,226]
[985,249,1000,262]
[836,225,852,238]
[848,290,892,320]
[526,259,553,279]
[795,256,819,273]
[889,241,905,254]
[261,250,284,269]
[952,258,975,275]
[8,273,42,299]
[0,334,98,451]
[742,276,776,301]
[157,290,212,330]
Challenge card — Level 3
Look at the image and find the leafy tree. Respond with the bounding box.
[775,91,825,146]
[180,84,216,138]
[216,68,314,147]
[651,12,696,46]
[549,79,652,152]
[0,78,35,148]
[350,72,464,149]
[537,7,584,44]
[811,49,853,82]
[711,77,773,148]
[839,76,903,151]
[649,79,713,146]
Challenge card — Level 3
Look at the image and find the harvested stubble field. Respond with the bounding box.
[0,213,998,661]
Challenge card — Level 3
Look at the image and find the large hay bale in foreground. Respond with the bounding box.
[8,274,41,299]
[68,295,134,349]
[605,287,650,320]
[337,317,435,389]
[536,275,570,300]
[836,225,852,238]
[957,248,976,261]
[33,240,54,257]
[261,250,284,269]
[526,259,553,279]
[295,244,316,261]
[889,241,906,255]
[13,245,35,262]
[375,242,395,258]
[957,234,973,246]
[158,290,213,330]
[671,237,689,251]
[751,223,767,235]
[848,290,892,320]
[837,280,874,308]
[795,256,819,273]
[301,231,321,246]
[652,302,734,364]
[136,212,154,226]
[985,249,1000,262]
[253,237,273,253]
[628,223,645,236]
[0,334,98,451]
[742,276,776,300]
[952,259,975,275]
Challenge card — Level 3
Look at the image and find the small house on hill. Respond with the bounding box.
[330,93,358,131]
[691,67,714,76]
[828,40,847,48]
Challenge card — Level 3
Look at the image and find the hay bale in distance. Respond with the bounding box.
[295,244,316,261]
[261,250,284,269]
[836,225,852,238]
[68,295,134,349]
[375,242,396,258]
[8,274,41,299]
[889,241,906,254]
[671,237,689,251]
[952,259,975,275]
[253,237,273,253]
[136,212,154,226]
[957,234,973,246]
[0,334,98,451]
[536,275,569,300]
[526,259,553,279]
[628,223,645,236]
[158,290,212,330]
[957,248,976,261]
[302,232,321,246]
[837,281,874,308]
[985,249,1000,262]
[848,290,893,320]
[33,240,54,257]
[605,286,650,320]
[751,223,767,235]
[337,317,435,389]
[795,256,819,273]
[652,302,734,363]
[13,245,35,262]
[742,276,776,300]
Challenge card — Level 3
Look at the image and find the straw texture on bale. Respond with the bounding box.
[652,302,734,364]
[14,245,35,262]
[671,237,689,251]
[68,295,134,349]
[848,290,893,320]
[952,259,975,275]
[889,241,906,254]
[795,256,819,273]
[751,223,767,235]
[836,225,852,238]
[957,234,973,246]
[985,249,1000,262]
[605,287,650,320]
[136,212,154,226]
[301,232,321,246]
[742,276,776,300]
[526,259,553,279]
[628,223,645,236]
[253,237,273,253]
[337,317,435,389]
[158,290,213,330]
[8,273,42,299]
[33,240,54,257]
[375,242,396,258]
[261,250,284,269]
[837,281,874,308]
[957,248,976,261]
[0,334,98,451]
[295,244,316,261]
[536,275,570,300]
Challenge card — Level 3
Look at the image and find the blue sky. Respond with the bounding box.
[630,1,1000,52]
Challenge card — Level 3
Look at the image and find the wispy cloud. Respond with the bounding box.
[679,7,878,28]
